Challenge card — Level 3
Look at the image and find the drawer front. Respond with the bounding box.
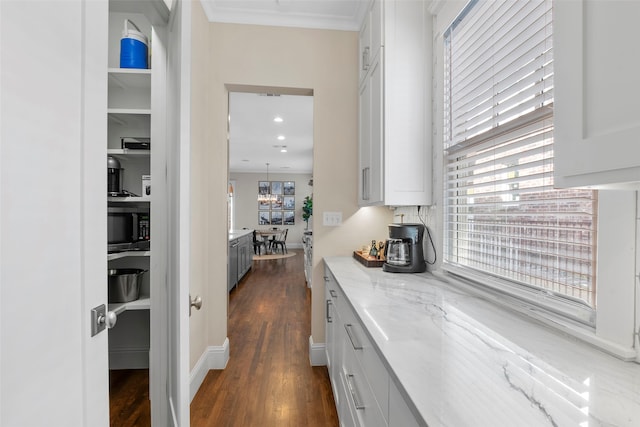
[342,319,389,421]
[340,332,387,427]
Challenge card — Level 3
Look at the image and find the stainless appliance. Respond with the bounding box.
[383,223,426,273]
[107,206,150,253]
[107,156,122,196]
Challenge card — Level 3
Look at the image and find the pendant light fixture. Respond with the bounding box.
[258,162,278,203]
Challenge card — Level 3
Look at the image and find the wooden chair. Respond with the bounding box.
[271,229,288,254]
[252,230,266,255]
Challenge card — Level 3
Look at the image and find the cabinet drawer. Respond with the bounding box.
[340,332,387,427]
[342,320,389,421]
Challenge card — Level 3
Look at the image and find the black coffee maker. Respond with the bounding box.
[383,223,426,273]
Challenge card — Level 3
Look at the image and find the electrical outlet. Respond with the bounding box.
[323,211,342,226]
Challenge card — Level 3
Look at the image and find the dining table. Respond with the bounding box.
[256,229,281,254]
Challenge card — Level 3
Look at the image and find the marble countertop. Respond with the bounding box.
[228,229,253,241]
[324,256,640,427]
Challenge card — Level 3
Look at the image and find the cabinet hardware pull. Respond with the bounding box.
[346,374,365,410]
[324,276,329,282]
[326,300,333,323]
[345,324,363,350]
[362,46,370,71]
[362,167,370,200]
[330,289,338,298]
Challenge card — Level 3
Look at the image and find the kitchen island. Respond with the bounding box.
[324,256,640,426]
[228,229,254,291]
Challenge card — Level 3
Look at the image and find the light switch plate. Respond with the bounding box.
[323,211,342,226]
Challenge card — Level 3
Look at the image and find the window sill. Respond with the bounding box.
[432,266,638,361]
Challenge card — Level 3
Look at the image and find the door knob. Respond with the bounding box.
[98,311,117,329]
[91,304,117,336]
[189,294,202,316]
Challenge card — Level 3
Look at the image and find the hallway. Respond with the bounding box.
[190,251,338,426]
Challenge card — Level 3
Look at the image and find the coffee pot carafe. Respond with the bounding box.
[385,239,410,266]
[383,223,426,273]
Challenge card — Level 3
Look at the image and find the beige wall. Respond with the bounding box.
[230,172,314,246]
[190,2,393,371]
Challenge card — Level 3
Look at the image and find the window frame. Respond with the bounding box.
[438,0,598,329]
[430,0,638,360]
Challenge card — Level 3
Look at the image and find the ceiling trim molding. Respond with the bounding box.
[199,0,368,31]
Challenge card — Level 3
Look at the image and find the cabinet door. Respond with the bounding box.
[358,52,384,207]
[383,0,431,206]
[554,0,640,188]
[358,5,371,84]
[359,77,372,205]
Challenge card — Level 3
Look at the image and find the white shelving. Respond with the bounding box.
[108,148,151,157]
[108,251,151,262]
[109,297,151,315]
[108,196,150,203]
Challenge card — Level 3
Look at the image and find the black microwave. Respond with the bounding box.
[108,207,150,251]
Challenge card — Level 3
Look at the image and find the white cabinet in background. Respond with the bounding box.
[358,0,432,207]
[554,0,640,188]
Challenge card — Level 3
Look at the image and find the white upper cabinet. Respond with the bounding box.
[358,0,382,85]
[554,0,640,188]
[358,0,432,207]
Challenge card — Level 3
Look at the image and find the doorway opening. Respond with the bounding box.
[227,87,314,257]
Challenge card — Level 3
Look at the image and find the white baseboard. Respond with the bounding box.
[190,337,230,402]
[309,335,327,366]
[109,347,149,370]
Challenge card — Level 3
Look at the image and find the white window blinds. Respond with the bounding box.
[445,0,553,147]
[443,0,597,311]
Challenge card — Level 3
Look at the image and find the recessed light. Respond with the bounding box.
[277,135,285,141]
[280,148,287,153]
[274,116,283,123]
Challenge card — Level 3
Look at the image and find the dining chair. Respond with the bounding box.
[252,230,266,255]
[271,229,288,254]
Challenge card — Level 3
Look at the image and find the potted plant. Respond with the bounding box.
[302,195,313,229]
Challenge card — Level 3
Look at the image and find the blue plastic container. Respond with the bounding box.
[120,20,148,69]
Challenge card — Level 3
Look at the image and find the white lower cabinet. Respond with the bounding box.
[339,330,387,427]
[389,381,420,427]
[325,265,420,427]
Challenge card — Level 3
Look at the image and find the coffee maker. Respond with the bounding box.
[383,223,426,273]
[107,156,123,197]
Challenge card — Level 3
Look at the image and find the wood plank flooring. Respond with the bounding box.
[109,250,338,426]
[191,251,338,427]
[109,369,151,426]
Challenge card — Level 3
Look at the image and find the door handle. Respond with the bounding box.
[190,294,202,316]
[91,304,117,336]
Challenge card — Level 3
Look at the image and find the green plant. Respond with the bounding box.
[302,195,313,223]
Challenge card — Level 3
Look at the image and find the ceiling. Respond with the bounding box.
[199,0,368,31]
[229,92,314,174]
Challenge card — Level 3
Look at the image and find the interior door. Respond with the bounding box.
[1,1,110,425]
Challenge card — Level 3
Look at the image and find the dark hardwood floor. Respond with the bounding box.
[191,251,338,427]
[109,250,338,427]
[109,369,151,426]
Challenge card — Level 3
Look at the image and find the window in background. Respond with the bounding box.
[443,0,597,322]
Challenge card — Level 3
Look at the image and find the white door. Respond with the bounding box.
[1,1,109,425]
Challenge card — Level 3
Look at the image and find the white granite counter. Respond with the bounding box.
[324,256,640,427]
[228,229,253,241]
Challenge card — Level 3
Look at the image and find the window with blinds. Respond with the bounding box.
[443,0,597,313]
